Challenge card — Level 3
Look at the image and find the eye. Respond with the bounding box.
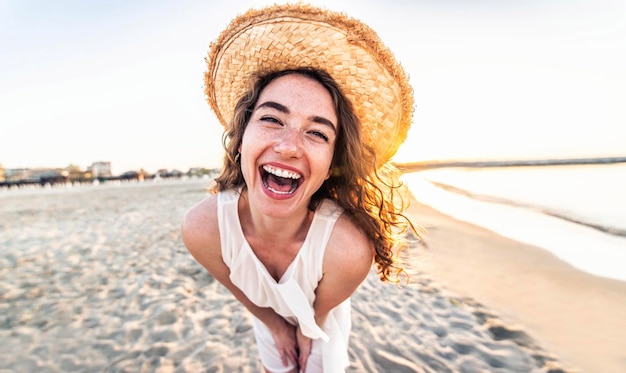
[308,130,329,142]
[260,116,281,125]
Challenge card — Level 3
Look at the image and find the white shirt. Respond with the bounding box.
[217,188,351,372]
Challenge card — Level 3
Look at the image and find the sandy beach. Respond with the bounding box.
[404,192,626,373]
[1,178,623,372]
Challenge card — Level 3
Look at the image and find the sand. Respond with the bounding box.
[1,178,620,372]
[404,192,626,373]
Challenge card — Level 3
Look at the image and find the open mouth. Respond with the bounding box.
[261,165,302,195]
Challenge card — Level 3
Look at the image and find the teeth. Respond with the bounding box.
[262,165,301,180]
[266,186,294,195]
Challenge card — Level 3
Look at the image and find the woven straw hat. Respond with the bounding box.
[205,3,414,166]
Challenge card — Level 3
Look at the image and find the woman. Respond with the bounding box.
[182,4,418,372]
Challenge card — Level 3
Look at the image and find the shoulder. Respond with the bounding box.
[181,193,220,263]
[324,212,373,276]
[312,212,373,313]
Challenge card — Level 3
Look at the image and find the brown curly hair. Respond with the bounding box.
[211,67,419,283]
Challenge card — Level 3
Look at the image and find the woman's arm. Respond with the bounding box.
[181,196,298,368]
[313,213,373,325]
[297,213,373,370]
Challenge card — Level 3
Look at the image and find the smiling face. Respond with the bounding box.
[239,73,338,218]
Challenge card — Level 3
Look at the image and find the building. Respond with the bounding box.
[90,162,112,178]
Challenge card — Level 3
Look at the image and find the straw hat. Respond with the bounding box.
[205,3,414,166]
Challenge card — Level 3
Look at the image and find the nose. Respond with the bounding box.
[273,127,303,158]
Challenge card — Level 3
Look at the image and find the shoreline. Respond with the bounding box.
[404,192,626,373]
[402,170,626,283]
[425,178,626,238]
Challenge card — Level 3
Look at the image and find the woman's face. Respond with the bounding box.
[240,73,338,218]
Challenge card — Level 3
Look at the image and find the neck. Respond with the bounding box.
[238,191,312,244]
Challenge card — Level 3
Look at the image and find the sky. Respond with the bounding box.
[1,0,625,175]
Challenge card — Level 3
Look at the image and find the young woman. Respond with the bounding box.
[182,5,418,372]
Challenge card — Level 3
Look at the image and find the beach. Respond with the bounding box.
[404,193,626,373]
[1,178,622,372]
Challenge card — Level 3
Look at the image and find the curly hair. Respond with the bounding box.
[211,67,420,283]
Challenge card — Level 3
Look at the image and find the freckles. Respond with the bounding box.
[310,147,334,165]
[242,125,265,143]
[250,125,273,138]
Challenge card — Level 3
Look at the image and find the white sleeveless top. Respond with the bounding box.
[217,188,351,372]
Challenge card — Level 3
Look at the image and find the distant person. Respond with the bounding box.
[182,4,418,372]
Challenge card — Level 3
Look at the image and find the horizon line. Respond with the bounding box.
[394,156,626,172]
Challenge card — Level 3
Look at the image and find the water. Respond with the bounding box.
[402,163,626,282]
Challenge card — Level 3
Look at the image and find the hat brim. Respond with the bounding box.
[205,4,414,166]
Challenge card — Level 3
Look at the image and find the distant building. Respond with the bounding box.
[90,162,112,178]
[6,168,34,181]
[3,168,66,184]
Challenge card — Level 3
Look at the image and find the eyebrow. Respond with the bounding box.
[256,101,337,133]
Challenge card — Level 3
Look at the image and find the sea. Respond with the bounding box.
[401,162,626,282]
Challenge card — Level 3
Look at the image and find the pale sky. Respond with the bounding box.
[1,0,624,174]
